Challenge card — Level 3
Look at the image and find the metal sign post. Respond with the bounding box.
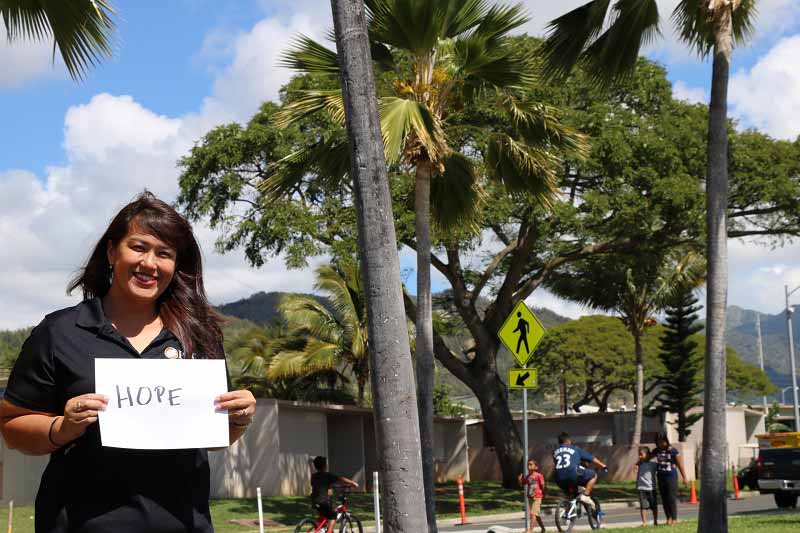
[522,369,529,533]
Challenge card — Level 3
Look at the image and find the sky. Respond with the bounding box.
[1,0,799,329]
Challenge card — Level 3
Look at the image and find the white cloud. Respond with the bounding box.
[0,24,66,88]
[0,5,333,329]
[730,35,800,139]
[672,80,707,104]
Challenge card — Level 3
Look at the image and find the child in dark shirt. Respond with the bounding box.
[310,456,359,532]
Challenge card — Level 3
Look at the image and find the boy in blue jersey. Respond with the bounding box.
[552,432,607,509]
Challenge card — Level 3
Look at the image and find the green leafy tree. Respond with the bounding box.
[546,250,706,445]
[177,40,800,488]
[541,2,758,527]
[272,263,371,405]
[535,315,666,413]
[659,287,704,441]
[1,0,115,80]
[433,383,467,417]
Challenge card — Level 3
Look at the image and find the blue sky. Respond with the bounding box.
[1,0,799,328]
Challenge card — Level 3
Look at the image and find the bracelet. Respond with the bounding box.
[48,416,62,448]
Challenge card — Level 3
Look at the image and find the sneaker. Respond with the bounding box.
[578,494,596,509]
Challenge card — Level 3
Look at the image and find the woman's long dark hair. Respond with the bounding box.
[68,191,223,359]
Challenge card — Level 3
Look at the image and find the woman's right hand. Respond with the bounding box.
[52,394,108,445]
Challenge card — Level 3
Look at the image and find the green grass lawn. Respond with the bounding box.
[0,480,760,533]
[600,512,800,533]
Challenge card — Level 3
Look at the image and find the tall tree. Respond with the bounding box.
[541,2,757,529]
[329,0,426,530]
[177,41,800,488]
[1,0,115,80]
[272,3,583,525]
[658,287,704,441]
[535,315,666,413]
[272,263,371,405]
[547,250,706,445]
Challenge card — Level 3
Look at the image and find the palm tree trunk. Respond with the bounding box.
[329,2,427,531]
[632,330,644,446]
[698,6,733,533]
[415,161,438,533]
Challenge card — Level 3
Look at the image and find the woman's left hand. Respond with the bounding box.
[215,390,256,426]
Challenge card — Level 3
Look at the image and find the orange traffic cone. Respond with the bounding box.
[733,473,740,499]
[689,479,699,504]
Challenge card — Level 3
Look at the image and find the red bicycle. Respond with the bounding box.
[294,489,363,533]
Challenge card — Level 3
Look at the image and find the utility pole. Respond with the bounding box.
[785,285,800,430]
[756,313,767,411]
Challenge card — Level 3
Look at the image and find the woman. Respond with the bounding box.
[654,435,687,526]
[0,192,256,532]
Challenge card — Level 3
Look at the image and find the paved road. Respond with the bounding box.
[438,494,787,532]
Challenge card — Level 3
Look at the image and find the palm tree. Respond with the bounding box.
[270,263,371,405]
[540,2,755,530]
[1,0,115,80]
[272,3,585,527]
[547,250,706,446]
[227,323,355,403]
[330,1,428,529]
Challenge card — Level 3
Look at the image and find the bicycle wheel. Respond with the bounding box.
[339,514,363,533]
[585,497,601,530]
[294,517,318,533]
[554,500,575,533]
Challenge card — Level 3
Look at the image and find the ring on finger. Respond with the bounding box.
[76,401,82,412]
[239,408,248,417]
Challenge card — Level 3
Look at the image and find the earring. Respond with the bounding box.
[108,264,114,283]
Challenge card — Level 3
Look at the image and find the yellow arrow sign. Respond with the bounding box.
[498,301,545,366]
[508,368,538,390]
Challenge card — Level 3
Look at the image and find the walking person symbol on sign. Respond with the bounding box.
[513,311,530,356]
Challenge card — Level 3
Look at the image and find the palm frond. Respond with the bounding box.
[314,264,361,334]
[279,34,340,74]
[259,137,350,200]
[580,0,661,84]
[484,133,559,203]
[266,341,339,380]
[430,152,485,233]
[540,0,613,80]
[454,36,535,90]
[1,0,116,81]
[274,89,345,129]
[672,0,756,57]
[504,98,589,159]
[365,0,488,56]
[379,96,446,164]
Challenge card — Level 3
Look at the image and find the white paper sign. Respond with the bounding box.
[95,358,230,449]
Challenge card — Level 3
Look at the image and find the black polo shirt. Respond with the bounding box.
[5,298,218,533]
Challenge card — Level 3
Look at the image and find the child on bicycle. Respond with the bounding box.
[551,432,607,510]
[310,456,359,532]
[518,458,546,533]
[635,447,658,527]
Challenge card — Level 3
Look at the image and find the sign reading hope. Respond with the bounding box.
[95,358,230,450]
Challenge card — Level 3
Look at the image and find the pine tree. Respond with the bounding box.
[659,287,704,441]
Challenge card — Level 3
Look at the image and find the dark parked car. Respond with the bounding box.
[737,462,758,490]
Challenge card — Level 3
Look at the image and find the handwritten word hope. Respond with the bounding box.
[116,384,183,408]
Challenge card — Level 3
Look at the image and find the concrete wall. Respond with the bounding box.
[0,443,48,505]
[327,413,365,487]
[668,406,766,468]
[434,419,469,483]
[209,398,281,498]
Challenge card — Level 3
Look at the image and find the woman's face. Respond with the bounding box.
[658,439,668,450]
[107,228,177,306]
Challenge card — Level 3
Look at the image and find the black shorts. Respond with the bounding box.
[556,468,597,493]
[639,490,657,510]
[314,502,337,520]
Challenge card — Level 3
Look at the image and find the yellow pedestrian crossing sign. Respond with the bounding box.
[498,301,545,366]
[508,368,538,389]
